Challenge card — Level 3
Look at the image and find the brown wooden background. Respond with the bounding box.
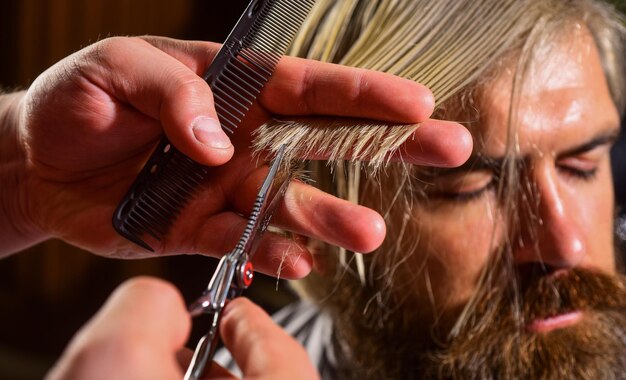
[0,1,296,379]
[2,1,626,379]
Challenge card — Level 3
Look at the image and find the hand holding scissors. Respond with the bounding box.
[184,145,289,380]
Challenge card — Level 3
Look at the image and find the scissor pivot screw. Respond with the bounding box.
[237,261,254,289]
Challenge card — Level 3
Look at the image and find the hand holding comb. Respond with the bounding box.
[112,0,316,251]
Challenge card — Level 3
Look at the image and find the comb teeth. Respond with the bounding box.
[113,139,209,251]
[247,0,314,53]
[113,0,316,251]
[210,0,316,133]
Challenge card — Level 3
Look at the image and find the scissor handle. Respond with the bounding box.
[184,311,221,380]
[185,257,254,379]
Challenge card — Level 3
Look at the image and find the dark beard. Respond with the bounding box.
[330,268,626,379]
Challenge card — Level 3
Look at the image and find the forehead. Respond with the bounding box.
[474,25,619,155]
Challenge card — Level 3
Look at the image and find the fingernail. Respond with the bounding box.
[192,116,231,149]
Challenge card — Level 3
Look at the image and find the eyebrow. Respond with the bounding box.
[434,126,621,177]
[558,128,620,157]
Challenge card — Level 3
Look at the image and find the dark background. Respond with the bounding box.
[0,1,297,379]
[1,1,625,379]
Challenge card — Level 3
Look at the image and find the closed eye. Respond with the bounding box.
[557,143,611,182]
[557,165,599,181]
[426,170,497,202]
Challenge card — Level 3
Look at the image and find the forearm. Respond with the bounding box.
[0,91,47,256]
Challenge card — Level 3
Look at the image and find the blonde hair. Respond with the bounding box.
[256,0,626,332]
[256,0,625,166]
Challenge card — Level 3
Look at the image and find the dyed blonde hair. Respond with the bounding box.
[255,0,626,332]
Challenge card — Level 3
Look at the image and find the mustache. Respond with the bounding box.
[513,266,626,322]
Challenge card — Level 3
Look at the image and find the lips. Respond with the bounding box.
[527,310,583,333]
[514,266,626,329]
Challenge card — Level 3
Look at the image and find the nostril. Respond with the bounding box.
[517,262,560,279]
[515,263,565,292]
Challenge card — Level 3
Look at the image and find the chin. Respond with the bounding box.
[419,269,626,380]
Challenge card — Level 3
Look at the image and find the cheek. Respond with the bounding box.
[576,172,615,270]
[410,198,504,310]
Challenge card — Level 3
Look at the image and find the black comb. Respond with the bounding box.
[113,0,316,251]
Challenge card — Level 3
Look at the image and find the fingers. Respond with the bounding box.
[142,37,434,123]
[261,57,435,123]
[227,157,386,253]
[291,119,473,168]
[193,184,382,279]
[176,349,237,379]
[177,211,314,279]
[129,37,470,168]
[170,182,381,279]
[85,37,464,170]
[393,119,473,167]
[46,278,190,380]
[80,37,233,166]
[220,298,320,380]
[140,36,220,76]
[165,156,385,277]
[228,169,386,253]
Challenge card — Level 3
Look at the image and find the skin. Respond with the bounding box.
[45,277,321,380]
[0,36,472,378]
[411,27,620,332]
[0,36,471,277]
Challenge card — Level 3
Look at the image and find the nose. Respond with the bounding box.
[514,163,586,268]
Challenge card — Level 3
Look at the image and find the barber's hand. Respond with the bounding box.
[8,36,471,273]
[46,277,319,380]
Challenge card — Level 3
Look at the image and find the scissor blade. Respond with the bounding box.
[235,144,288,255]
[184,311,220,380]
[244,175,289,258]
[257,144,286,204]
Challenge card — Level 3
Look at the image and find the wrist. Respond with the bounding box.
[0,91,48,255]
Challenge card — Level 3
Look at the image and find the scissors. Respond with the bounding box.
[184,144,289,380]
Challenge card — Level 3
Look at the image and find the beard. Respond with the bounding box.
[328,266,626,379]
[422,267,626,379]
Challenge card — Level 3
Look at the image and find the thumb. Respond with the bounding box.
[160,78,234,167]
[46,277,191,380]
[220,298,320,380]
[83,37,234,166]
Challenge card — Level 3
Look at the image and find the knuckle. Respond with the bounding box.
[299,62,317,114]
[222,299,261,337]
[167,68,208,98]
[119,277,181,306]
[117,278,188,328]
[88,36,123,63]
[349,68,368,107]
[85,36,146,70]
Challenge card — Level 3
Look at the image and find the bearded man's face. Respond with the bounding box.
[331,25,626,379]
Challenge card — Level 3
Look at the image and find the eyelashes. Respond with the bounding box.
[427,176,498,203]
[425,165,599,204]
[455,180,497,201]
[558,165,599,181]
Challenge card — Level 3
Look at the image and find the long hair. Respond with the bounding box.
[255,0,626,340]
